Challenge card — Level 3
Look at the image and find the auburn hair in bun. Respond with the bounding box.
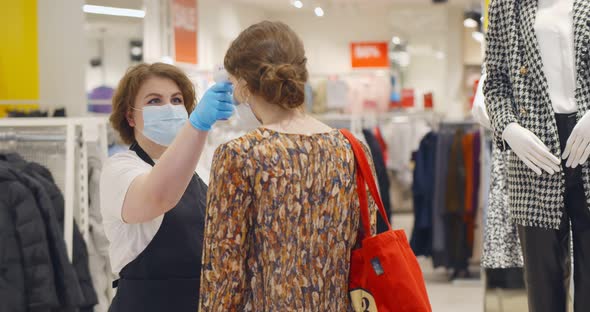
[224,21,308,109]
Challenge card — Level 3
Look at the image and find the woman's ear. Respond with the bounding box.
[236,79,250,103]
[126,110,136,127]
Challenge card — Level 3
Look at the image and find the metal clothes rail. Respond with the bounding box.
[0,117,109,261]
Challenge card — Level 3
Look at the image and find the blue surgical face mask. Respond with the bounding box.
[137,104,188,146]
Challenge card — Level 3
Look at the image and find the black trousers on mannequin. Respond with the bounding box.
[518,113,590,312]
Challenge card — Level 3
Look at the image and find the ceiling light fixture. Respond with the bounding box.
[293,0,303,9]
[314,7,324,17]
[463,17,477,28]
[392,36,401,45]
[83,4,146,18]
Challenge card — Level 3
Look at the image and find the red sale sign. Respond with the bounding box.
[401,88,415,108]
[172,0,198,64]
[350,42,389,68]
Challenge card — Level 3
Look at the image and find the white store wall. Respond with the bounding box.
[86,22,143,91]
[38,0,87,116]
[196,0,268,71]
[272,4,467,118]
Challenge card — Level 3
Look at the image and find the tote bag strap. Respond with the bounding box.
[340,129,392,236]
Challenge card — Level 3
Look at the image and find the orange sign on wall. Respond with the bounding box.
[172,0,198,64]
[350,42,389,68]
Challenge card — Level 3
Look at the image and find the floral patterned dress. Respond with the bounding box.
[199,128,376,311]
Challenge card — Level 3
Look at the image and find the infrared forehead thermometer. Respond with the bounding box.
[213,66,229,83]
[213,66,240,121]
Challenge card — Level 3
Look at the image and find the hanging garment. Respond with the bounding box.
[24,162,98,311]
[2,154,98,310]
[410,132,438,256]
[108,143,207,312]
[0,162,59,312]
[374,126,389,167]
[462,132,475,220]
[445,129,469,272]
[482,147,524,269]
[462,131,480,255]
[311,80,327,114]
[431,130,455,268]
[382,120,432,187]
[88,155,116,312]
[471,132,481,218]
[0,155,85,308]
[363,128,392,232]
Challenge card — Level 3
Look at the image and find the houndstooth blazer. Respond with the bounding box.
[484,0,590,229]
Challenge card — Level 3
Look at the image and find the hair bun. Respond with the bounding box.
[259,63,305,109]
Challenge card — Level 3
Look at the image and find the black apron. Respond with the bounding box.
[109,143,208,312]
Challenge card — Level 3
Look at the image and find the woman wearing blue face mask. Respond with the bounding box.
[99,63,233,311]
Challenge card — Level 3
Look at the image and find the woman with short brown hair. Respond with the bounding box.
[199,21,376,311]
[100,62,233,311]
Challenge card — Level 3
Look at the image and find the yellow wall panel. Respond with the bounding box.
[484,0,490,32]
[0,0,39,102]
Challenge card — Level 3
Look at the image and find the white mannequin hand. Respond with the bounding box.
[472,101,491,129]
[563,112,590,168]
[503,123,561,175]
[471,73,491,129]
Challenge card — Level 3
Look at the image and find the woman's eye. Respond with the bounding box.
[147,98,160,105]
[172,97,184,104]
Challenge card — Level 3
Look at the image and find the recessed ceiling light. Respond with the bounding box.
[293,0,303,9]
[82,4,145,18]
[392,36,401,45]
[314,7,324,17]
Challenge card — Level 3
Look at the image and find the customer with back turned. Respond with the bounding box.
[199,21,377,311]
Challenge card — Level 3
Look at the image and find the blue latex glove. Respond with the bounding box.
[189,82,235,131]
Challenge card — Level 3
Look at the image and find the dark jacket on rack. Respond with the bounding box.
[0,162,60,311]
[444,129,469,271]
[362,129,392,232]
[411,132,438,256]
[431,130,455,268]
[0,154,98,311]
[22,161,98,311]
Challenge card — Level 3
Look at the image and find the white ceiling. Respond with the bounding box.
[86,0,480,12]
[230,0,479,11]
[83,0,481,30]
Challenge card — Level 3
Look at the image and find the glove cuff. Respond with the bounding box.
[189,117,211,131]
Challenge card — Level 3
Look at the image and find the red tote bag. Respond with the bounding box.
[340,129,432,312]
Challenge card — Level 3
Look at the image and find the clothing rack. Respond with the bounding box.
[314,110,439,135]
[0,132,67,142]
[439,120,479,126]
[0,117,109,261]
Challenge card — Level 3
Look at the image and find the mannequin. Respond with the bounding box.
[485,0,590,311]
